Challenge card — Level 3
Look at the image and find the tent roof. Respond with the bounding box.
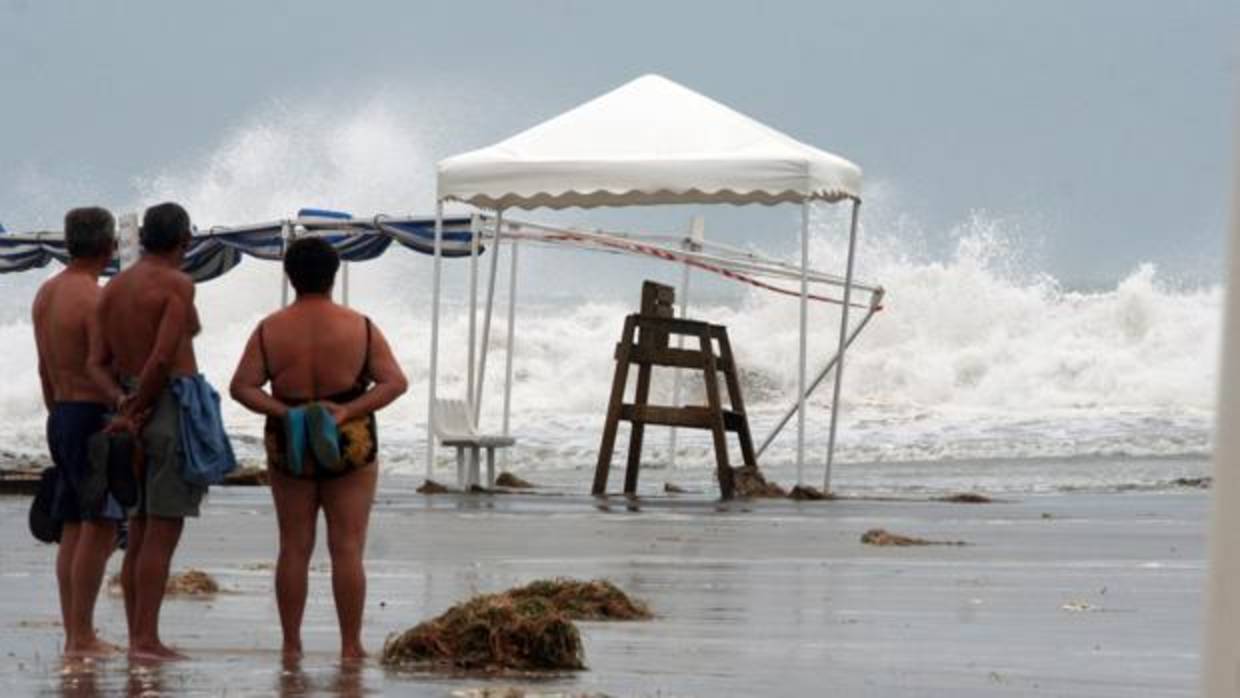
[437,74,862,210]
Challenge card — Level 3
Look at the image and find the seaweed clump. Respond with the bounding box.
[506,578,652,621]
[861,528,966,547]
[166,569,220,596]
[935,493,993,504]
[494,472,536,489]
[417,480,453,495]
[381,593,584,673]
[731,465,787,498]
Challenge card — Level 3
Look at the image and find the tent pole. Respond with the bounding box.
[467,214,481,412]
[756,302,878,458]
[824,199,861,493]
[341,260,350,307]
[280,221,291,308]
[1205,117,1240,698]
[475,210,503,422]
[668,216,700,468]
[500,237,520,470]
[796,202,810,486]
[426,201,444,480]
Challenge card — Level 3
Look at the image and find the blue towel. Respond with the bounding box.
[170,374,238,486]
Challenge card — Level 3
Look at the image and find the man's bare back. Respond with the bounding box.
[96,257,200,411]
[33,269,111,406]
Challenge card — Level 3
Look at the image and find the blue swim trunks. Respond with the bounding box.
[47,402,123,523]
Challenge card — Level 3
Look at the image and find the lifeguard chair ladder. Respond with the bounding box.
[592,281,756,500]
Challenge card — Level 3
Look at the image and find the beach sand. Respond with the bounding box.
[0,479,1204,696]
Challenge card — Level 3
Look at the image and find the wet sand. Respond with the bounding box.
[0,479,1204,696]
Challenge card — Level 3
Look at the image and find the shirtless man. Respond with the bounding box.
[90,202,205,661]
[31,207,122,658]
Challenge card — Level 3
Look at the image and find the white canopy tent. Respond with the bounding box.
[428,74,873,493]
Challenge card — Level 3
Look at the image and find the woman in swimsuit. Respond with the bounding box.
[229,237,407,661]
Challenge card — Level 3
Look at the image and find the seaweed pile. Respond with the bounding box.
[494,472,536,489]
[860,529,967,547]
[381,578,650,673]
[506,579,651,621]
[382,594,584,673]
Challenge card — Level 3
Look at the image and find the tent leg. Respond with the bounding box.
[668,233,693,469]
[756,304,878,458]
[796,202,810,486]
[280,221,291,308]
[825,199,861,493]
[501,238,519,470]
[426,202,444,480]
[1205,132,1240,697]
[341,260,350,307]
[467,214,481,413]
[475,210,503,422]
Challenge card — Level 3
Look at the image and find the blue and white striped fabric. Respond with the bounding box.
[0,211,485,281]
[296,209,480,259]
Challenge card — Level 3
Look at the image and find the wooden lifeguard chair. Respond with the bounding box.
[592,281,757,500]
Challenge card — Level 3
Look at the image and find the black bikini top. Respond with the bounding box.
[259,316,373,405]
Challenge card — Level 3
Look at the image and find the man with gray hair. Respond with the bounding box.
[31,206,123,657]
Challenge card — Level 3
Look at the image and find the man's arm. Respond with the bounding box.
[86,296,123,409]
[31,290,53,412]
[125,286,190,417]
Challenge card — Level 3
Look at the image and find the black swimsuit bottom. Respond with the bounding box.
[259,318,378,480]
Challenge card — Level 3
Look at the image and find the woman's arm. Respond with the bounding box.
[328,323,408,424]
[229,327,288,418]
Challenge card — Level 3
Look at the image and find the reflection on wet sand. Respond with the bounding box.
[278,656,369,697]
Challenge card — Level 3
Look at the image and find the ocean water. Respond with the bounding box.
[0,100,1219,495]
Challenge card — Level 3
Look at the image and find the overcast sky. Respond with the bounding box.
[1,0,1237,285]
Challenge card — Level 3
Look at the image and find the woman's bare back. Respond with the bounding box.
[260,298,370,402]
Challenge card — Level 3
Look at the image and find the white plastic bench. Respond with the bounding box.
[432,399,516,488]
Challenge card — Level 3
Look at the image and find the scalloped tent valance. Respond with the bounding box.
[437,74,862,210]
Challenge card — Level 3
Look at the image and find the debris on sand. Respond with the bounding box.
[935,493,993,504]
[506,579,652,621]
[495,472,536,489]
[452,689,611,698]
[166,569,220,596]
[381,578,650,674]
[108,568,222,597]
[1171,476,1211,489]
[861,528,967,547]
[417,480,453,495]
[381,593,585,673]
[732,465,787,498]
[663,482,687,494]
[223,466,268,486]
[1061,601,1095,613]
[788,485,832,501]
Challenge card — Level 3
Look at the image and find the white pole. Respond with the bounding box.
[426,201,444,479]
[467,214,480,412]
[280,221,291,308]
[117,212,140,270]
[796,202,810,486]
[474,210,503,423]
[1204,122,1240,698]
[341,260,350,307]
[824,200,861,492]
[668,215,701,468]
[500,238,519,470]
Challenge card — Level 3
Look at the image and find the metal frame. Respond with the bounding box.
[426,199,876,493]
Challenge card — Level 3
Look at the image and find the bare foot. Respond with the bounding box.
[65,636,123,658]
[340,645,367,663]
[128,642,187,662]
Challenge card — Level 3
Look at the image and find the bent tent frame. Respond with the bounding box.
[425,206,883,492]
